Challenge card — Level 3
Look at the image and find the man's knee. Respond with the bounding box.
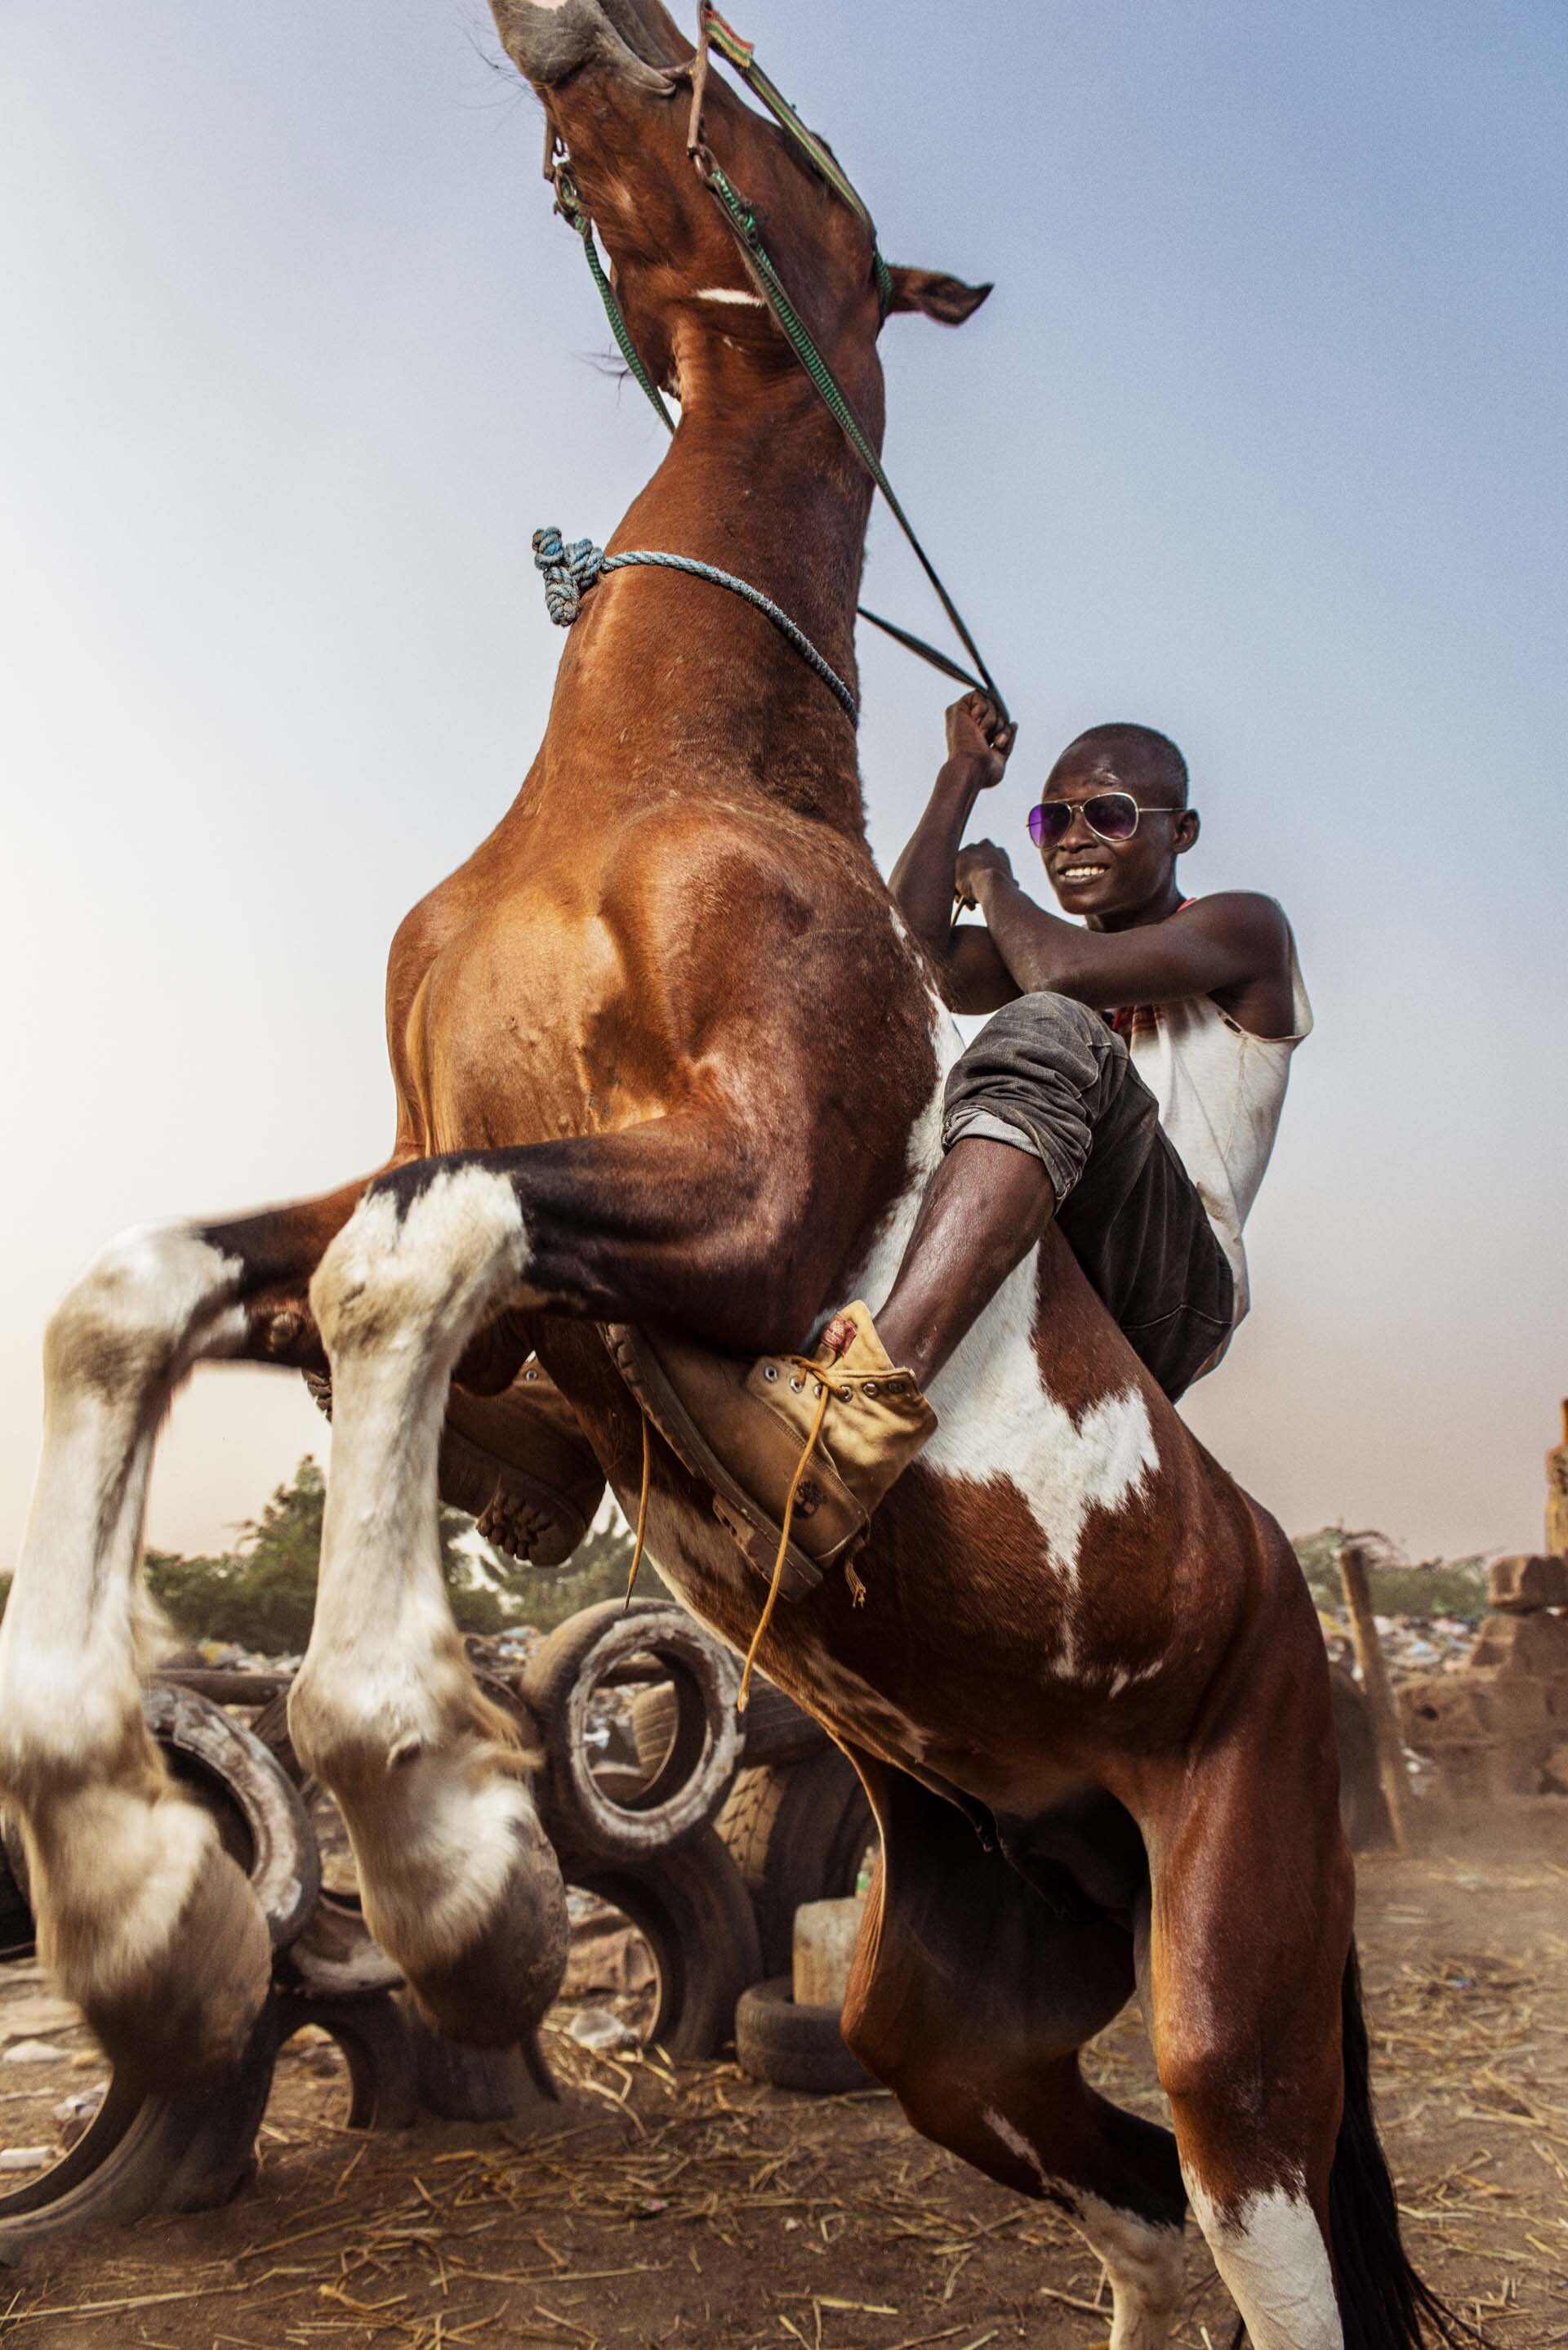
[941,990,1125,1184]
[974,989,1120,1064]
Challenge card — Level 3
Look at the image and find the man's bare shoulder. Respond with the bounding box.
[1175,894,1297,1032]
[1173,890,1290,947]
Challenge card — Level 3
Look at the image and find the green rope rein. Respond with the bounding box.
[555,171,676,434]
[699,160,1004,712]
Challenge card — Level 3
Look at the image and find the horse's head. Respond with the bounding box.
[491,0,989,426]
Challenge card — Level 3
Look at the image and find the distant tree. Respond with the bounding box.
[139,1456,510,1653]
[1290,1527,1489,1622]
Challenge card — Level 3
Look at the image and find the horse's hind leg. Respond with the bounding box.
[0,1180,368,2089]
[841,1764,1187,2350]
[1138,1619,1356,2350]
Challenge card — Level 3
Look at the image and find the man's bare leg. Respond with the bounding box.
[873,1138,1057,1391]
[612,1139,1057,1596]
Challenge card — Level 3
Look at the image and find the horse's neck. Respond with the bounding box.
[548,383,876,832]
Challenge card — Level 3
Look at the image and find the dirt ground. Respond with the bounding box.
[0,1823,1563,2350]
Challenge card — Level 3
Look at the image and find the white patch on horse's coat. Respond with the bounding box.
[296,1167,558,1981]
[310,1167,534,1356]
[981,2100,1052,2188]
[847,997,1160,1597]
[694,286,766,306]
[1185,2178,1341,2350]
[981,2109,1185,2350]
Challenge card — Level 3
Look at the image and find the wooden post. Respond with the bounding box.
[1338,1537,1412,1853]
[1546,1400,1568,1558]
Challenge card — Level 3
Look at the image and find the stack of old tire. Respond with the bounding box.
[0,1599,872,2257]
[629,1641,877,2097]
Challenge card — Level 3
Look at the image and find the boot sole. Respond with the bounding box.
[603,1326,830,1603]
[439,1422,598,1570]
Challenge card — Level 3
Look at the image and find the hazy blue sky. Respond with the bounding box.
[2,2,1564,1564]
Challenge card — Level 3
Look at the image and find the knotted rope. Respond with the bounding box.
[531,525,859,727]
[532,529,605,627]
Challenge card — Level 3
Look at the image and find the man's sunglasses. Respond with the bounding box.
[1027,792,1178,849]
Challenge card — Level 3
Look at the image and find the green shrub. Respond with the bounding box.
[1291,1527,1489,1622]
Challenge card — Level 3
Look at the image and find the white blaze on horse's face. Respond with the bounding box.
[850,982,1160,1595]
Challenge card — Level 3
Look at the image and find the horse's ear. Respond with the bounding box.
[884,268,992,325]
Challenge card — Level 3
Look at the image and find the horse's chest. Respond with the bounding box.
[405,903,672,1152]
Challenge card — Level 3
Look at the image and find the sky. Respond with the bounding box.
[2,1,1565,1567]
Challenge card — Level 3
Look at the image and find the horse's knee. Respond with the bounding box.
[42,1222,244,1402]
[1157,2015,1343,2203]
[310,1163,532,1362]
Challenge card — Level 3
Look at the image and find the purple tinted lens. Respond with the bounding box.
[1085,792,1139,841]
[1028,802,1071,848]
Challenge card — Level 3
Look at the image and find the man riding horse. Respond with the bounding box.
[611,687,1312,1599]
[0,6,1450,2347]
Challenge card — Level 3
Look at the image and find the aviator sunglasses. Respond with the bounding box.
[1027,792,1178,850]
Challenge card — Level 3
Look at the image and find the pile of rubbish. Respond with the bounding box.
[1317,1611,1480,1683]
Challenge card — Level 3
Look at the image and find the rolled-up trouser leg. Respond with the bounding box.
[942,993,1235,1400]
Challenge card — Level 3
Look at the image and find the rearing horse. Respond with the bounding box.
[0,8,1448,2348]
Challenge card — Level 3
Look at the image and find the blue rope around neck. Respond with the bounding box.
[532,525,858,729]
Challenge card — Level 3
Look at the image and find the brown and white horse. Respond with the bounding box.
[0,7,1451,2346]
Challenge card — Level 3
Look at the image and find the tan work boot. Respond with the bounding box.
[608,1303,936,1602]
[304,1359,607,1570]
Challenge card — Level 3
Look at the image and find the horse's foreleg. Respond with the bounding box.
[1138,1644,1353,2350]
[0,1179,370,2089]
[291,1122,815,2043]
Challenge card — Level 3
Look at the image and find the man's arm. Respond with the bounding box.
[963,853,1290,1014]
[889,698,1021,1015]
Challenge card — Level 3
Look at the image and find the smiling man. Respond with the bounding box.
[870,690,1312,1402]
[633,693,1312,1594]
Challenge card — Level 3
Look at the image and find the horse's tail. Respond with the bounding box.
[1328,1942,1475,2350]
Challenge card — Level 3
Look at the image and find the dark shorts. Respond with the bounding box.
[942,992,1235,1402]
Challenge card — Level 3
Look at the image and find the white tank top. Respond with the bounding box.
[1120,923,1312,1327]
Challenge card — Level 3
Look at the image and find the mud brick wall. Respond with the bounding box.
[1398,1554,1568,1803]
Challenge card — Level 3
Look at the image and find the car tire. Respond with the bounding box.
[0,2003,281,2257]
[566,1826,763,2060]
[249,1691,405,2001]
[523,1602,742,1863]
[733,1977,874,2096]
[398,1995,558,2122]
[633,1672,826,1781]
[717,1751,876,1975]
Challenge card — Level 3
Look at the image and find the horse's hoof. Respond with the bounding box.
[401,1812,569,2049]
[81,1847,273,2098]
